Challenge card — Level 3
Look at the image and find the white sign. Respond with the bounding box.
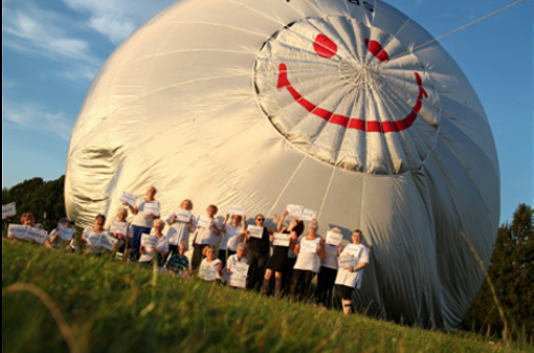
[273,232,290,247]
[141,233,158,250]
[100,234,118,251]
[85,232,102,247]
[286,204,304,217]
[197,216,212,229]
[175,209,192,223]
[300,240,316,254]
[228,262,249,288]
[120,192,138,207]
[300,208,317,221]
[326,231,343,246]
[58,224,75,241]
[338,256,356,269]
[110,221,128,235]
[2,202,16,219]
[143,202,160,216]
[27,228,47,244]
[229,204,245,216]
[8,225,29,240]
[247,225,263,239]
[199,264,219,281]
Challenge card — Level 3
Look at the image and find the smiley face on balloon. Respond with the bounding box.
[254,16,440,175]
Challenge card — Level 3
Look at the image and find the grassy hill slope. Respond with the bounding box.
[2,241,520,353]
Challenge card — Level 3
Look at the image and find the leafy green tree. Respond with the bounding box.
[461,203,533,340]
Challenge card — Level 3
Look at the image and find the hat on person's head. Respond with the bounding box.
[58,217,72,225]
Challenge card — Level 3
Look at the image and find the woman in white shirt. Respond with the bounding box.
[167,199,196,256]
[80,214,114,254]
[139,219,169,267]
[110,208,133,258]
[315,228,343,307]
[123,186,160,261]
[290,221,326,300]
[219,213,247,268]
[335,229,369,315]
[199,245,223,281]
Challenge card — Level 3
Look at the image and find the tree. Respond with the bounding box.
[461,203,533,340]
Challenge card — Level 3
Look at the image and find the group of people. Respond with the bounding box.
[4,186,370,315]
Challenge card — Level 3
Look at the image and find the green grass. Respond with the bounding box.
[1,241,524,353]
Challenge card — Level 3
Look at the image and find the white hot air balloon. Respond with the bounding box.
[66,0,499,329]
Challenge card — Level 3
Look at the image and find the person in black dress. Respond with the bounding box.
[261,210,304,297]
[244,214,275,290]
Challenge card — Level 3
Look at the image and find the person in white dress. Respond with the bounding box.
[335,229,369,315]
[225,243,248,289]
[167,199,196,256]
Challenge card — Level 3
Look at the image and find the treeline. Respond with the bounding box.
[461,203,533,341]
[2,176,532,339]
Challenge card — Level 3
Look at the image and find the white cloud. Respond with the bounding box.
[2,1,101,81]
[63,0,175,44]
[2,102,74,141]
[2,4,98,65]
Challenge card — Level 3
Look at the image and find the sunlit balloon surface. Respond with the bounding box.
[66,0,500,329]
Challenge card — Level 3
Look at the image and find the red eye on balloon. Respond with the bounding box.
[313,34,337,58]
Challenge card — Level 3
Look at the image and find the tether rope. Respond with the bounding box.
[380,0,526,65]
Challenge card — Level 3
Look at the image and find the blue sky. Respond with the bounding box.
[2,0,532,224]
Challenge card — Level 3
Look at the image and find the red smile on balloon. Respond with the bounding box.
[276,35,427,133]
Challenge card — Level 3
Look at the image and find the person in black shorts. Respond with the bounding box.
[244,214,275,290]
[261,210,304,297]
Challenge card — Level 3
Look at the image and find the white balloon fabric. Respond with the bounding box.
[66,0,499,329]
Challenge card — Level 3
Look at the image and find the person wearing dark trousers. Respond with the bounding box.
[123,186,160,261]
[290,220,326,300]
[315,228,343,307]
[191,204,221,270]
[244,214,275,290]
[334,230,369,315]
[219,213,247,269]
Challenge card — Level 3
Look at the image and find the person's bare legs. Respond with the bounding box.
[262,269,273,295]
[274,272,283,298]
[342,299,352,315]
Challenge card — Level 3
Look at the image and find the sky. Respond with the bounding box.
[2,0,532,225]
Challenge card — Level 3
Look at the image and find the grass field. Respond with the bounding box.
[1,241,524,353]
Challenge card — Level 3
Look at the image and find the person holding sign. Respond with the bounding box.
[7,213,43,243]
[262,210,304,297]
[123,186,160,261]
[335,230,370,315]
[225,243,248,289]
[244,214,275,290]
[192,205,221,270]
[167,199,196,255]
[44,217,74,250]
[80,214,114,254]
[139,219,169,267]
[166,241,191,277]
[198,245,223,281]
[108,208,133,258]
[315,228,343,307]
[290,221,326,300]
[219,213,247,268]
